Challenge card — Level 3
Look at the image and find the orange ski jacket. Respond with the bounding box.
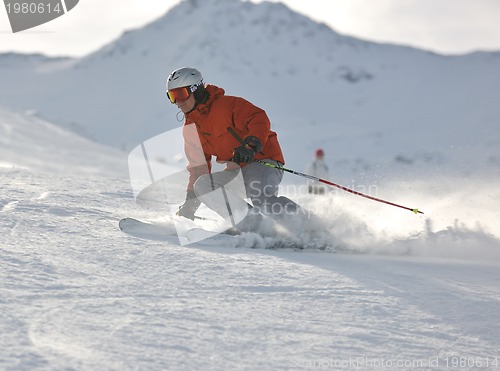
[182,84,285,191]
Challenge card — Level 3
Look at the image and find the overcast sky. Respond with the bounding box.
[1,0,500,57]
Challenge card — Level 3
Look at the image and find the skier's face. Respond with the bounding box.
[176,93,196,114]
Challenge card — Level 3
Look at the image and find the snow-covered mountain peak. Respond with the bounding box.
[77,0,369,80]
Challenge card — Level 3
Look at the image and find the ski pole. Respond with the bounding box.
[227,127,423,215]
[257,160,423,215]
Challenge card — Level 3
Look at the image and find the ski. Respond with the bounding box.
[119,218,238,246]
[118,217,181,243]
[118,218,327,250]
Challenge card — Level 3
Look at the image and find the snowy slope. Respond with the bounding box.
[0,0,499,175]
[0,107,126,176]
[1,108,500,370]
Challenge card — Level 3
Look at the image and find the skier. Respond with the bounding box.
[166,67,305,233]
[306,149,329,195]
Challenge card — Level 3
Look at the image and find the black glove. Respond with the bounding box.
[232,136,263,164]
[176,190,201,220]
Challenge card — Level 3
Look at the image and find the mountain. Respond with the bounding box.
[0,0,499,175]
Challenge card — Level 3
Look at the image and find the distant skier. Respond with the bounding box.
[306,149,329,195]
[166,67,306,232]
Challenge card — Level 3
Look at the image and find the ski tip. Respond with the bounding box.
[412,208,424,215]
[118,217,130,231]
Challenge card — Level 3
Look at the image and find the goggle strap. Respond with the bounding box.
[189,79,204,93]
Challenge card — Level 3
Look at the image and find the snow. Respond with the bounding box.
[1,108,500,369]
[1,0,500,369]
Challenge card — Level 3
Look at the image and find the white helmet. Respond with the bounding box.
[167,67,203,91]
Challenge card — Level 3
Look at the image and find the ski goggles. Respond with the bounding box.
[167,86,191,104]
[167,80,204,104]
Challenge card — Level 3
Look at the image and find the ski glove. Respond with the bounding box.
[176,190,201,220]
[232,136,263,165]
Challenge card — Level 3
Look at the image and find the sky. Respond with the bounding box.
[0,0,500,57]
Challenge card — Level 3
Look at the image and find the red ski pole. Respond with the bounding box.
[256,160,424,215]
